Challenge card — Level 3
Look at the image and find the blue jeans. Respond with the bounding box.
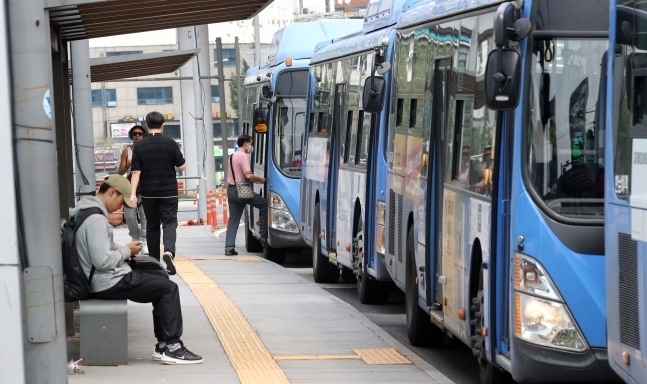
[225,185,267,252]
[124,194,146,241]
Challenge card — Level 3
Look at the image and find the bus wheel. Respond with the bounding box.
[471,273,509,384]
[406,227,444,346]
[245,212,263,252]
[312,202,339,283]
[355,220,389,304]
[263,242,286,264]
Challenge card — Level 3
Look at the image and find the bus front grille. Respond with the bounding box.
[618,233,640,350]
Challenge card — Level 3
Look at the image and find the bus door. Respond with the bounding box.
[425,58,455,320]
[251,98,270,238]
[328,83,347,253]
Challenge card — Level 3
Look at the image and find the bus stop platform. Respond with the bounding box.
[67,225,453,384]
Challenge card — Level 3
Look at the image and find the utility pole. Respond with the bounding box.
[235,37,243,138]
[216,38,230,183]
[192,26,207,222]
[253,15,261,66]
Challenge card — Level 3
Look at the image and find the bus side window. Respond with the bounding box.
[309,112,315,133]
[356,110,369,165]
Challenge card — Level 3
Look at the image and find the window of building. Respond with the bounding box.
[213,48,237,67]
[91,89,117,107]
[211,85,220,103]
[105,50,143,57]
[137,87,173,105]
[213,120,238,139]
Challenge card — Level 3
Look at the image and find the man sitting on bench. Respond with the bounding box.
[71,174,203,365]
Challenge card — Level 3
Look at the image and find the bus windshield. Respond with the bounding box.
[526,38,607,219]
[274,98,306,177]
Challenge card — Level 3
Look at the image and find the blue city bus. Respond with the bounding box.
[241,19,363,263]
[370,0,621,382]
[605,2,647,383]
[300,0,404,302]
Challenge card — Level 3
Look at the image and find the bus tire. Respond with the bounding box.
[245,212,263,252]
[471,270,510,384]
[355,220,389,304]
[263,243,286,264]
[312,202,339,283]
[406,227,444,346]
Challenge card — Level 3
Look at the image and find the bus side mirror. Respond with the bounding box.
[485,49,521,110]
[362,76,386,113]
[485,2,530,111]
[254,107,269,134]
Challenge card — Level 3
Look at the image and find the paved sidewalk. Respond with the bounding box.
[68,226,453,384]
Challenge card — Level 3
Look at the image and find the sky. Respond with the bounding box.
[88,0,324,48]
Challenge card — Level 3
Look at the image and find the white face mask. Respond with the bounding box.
[247,145,254,154]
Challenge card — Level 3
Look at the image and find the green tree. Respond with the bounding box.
[229,58,250,111]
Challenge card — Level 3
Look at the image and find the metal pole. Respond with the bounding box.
[192,26,207,222]
[197,25,216,193]
[71,40,96,196]
[235,37,243,138]
[2,0,26,381]
[178,27,198,196]
[253,15,261,66]
[8,0,67,382]
[216,38,230,183]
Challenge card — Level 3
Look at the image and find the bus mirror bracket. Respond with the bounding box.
[254,107,269,134]
[485,3,530,110]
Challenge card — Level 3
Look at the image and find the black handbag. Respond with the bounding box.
[126,255,169,278]
[229,155,254,200]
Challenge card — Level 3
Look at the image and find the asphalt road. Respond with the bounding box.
[281,254,480,384]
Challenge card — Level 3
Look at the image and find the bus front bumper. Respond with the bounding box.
[268,227,307,250]
[511,338,622,383]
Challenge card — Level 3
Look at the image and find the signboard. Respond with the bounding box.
[111,122,137,138]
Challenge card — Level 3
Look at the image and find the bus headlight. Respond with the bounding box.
[513,254,587,352]
[376,201,386,254]
[515,293,587,351]
[269,192,299,233]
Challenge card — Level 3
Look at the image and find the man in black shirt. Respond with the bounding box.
[130,112,186,275]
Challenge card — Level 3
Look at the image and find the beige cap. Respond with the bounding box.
[103,174,134,208]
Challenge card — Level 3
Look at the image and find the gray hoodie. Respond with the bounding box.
[69,196,132,292]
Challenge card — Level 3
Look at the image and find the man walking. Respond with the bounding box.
[130,112,186,275]
[225,134,267,255]
[72,174,203,364]
[119,125,148,255]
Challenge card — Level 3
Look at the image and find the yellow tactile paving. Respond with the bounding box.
[232,256,261,262]
[354,348,413,365]
[273,355,362,361]
[175,256,289,384]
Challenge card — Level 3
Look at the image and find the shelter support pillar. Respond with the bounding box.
[71,40,96,196]
[8,0,68,382]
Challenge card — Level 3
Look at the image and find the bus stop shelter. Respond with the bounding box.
[5,0,274,382]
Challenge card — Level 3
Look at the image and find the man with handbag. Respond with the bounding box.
[118,125,148,255]
[225,134,267,256]
[72,174,203,364]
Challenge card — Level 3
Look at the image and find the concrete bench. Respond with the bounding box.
[79,299,128,365]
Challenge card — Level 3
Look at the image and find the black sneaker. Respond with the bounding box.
[163,251,176,275]
[152,343,165,360]
[161,344,204,365]
[224,249,238,256]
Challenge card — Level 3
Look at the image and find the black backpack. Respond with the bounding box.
[62,207,103,302]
